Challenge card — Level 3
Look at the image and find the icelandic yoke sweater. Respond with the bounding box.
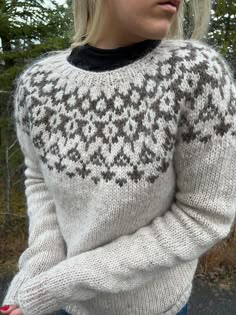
[2,39,236,315]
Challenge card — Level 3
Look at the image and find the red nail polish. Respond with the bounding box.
[0,305,10,311]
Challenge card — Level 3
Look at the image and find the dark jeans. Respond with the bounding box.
[57,302,188,315]
[176,302,188,315]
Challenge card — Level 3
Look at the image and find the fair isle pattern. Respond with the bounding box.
[15,39,236,187]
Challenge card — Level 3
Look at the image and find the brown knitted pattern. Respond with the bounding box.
[14,40,236,187]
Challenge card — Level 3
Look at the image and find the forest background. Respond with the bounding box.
[0,0,235,289]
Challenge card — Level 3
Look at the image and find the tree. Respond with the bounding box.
[207,0,235,72]
[0,0,73,226]
[0,0,73,89]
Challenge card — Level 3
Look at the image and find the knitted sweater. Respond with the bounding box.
[2,39,236,315]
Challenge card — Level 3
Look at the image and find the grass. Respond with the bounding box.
[0,179,28,280]
[196,227,236,292]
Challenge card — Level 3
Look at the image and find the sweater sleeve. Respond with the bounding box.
[2,69,67,307]
[16,46,236,315]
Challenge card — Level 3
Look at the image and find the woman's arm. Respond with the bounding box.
[17,45,236,315]
[2,69,67,307]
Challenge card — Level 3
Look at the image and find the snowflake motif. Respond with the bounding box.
[34,73,45,84]
[146,79,157,93]
[67,95,77,107]
[42,82,54,94]
[114,96,124,110]
[55,90,64,101]
[90,86,102,101]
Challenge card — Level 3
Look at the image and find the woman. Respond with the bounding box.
[1,0,235,314]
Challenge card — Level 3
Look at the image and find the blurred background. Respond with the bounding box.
[0,0,236,313]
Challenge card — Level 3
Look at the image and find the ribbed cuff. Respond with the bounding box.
[2,271,31,307]
[17,274,59,315]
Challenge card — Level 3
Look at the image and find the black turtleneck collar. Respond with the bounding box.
[67,39,162,72]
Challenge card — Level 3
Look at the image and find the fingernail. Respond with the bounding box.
[0,305,10,311]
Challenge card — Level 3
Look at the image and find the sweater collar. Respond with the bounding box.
[67,39,162,72]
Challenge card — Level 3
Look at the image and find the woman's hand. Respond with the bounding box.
[0,305,23,315]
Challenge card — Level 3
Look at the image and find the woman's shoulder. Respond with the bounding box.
[162,38,234,83]
[162,39,227,61]
[17,48,69,83]
[163,38,222,55]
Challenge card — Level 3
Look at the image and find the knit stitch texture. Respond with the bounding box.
[2,39,236,315]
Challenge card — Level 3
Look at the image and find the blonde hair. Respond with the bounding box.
[69,0,212,49]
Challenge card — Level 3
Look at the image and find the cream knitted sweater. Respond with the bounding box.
[2,39,236,315]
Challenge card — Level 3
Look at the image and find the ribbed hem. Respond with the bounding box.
[65,259,197,315]
[165,283,192,315]
[65,283,192,315]
[17,274,59,315]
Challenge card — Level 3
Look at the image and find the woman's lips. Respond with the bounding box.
[158,3,178,13]
[158,0,180,7]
